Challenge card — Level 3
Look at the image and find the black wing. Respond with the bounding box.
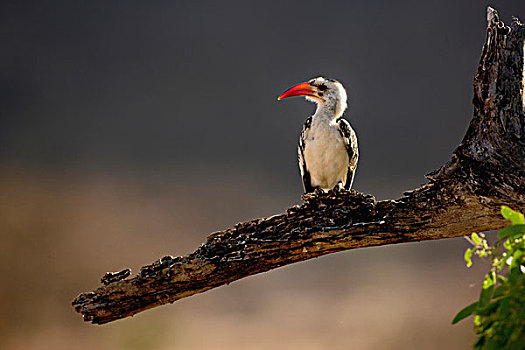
[298,116,315,193]
[337,118,359,190]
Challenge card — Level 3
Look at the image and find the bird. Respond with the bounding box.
[278,77,358,193]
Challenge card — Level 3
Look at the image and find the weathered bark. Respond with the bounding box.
[73,8,525,325]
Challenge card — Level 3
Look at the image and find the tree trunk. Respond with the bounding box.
[73,7,524,325]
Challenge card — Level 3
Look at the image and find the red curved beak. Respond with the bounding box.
[277,82,317,101]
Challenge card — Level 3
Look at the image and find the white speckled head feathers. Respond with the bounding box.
[305,77,348,119]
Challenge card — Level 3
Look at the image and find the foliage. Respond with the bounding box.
[452,206,525,349]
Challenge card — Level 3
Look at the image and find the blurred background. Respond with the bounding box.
[1,1,524,349]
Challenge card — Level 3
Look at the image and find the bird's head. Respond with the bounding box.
[277,77,347,116]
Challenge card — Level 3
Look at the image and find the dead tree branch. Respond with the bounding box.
[73,8,524,325]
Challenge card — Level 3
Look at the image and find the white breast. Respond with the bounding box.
[303,120,349,190]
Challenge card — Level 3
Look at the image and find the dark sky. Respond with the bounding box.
[1,0,524,192]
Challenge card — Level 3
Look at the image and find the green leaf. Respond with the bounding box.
[452,302,478,324]
[472,232,482,245]
[479,283,494,307]
[497,224,525,239]
[454,206,525,345]
[509,249,523,271]
[501,206,525,225]
[465,248,474,267]
[498,296,511,314]
[476,299,500,315]
[483,271,496,288]
[499,255,508,269]
[474,315,482,326]
[492,284,508,298]
[484,338,502,350]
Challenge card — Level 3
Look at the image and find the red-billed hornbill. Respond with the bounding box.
[278,77,358,193]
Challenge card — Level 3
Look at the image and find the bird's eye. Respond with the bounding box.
[318,84,328,91]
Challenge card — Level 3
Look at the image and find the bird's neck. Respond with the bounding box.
[313,101,344,123]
